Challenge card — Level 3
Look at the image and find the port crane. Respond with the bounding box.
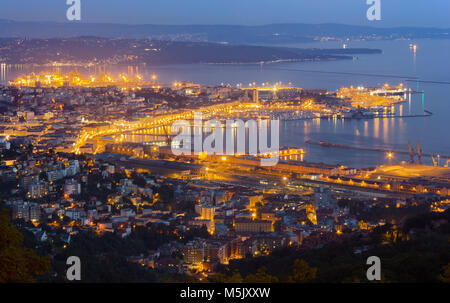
[432,156,438,168]
[416,142,423,164]
[407,141,424,164]
[407,141,415,163]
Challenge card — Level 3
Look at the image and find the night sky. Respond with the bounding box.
[1,0,449,27]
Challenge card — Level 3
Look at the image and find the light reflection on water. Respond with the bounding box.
[2,39,450,168]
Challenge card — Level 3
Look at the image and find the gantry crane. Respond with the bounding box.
[416,142,423,164]
[407,141,415,163]
[431,156,437,167]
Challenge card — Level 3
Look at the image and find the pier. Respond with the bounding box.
[305,139,450,160]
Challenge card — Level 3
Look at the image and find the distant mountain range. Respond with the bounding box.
[0,20,449,44]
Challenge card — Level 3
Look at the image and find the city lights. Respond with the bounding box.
[1,1,449,287]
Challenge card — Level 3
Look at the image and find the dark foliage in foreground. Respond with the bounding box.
[213,210,450,283]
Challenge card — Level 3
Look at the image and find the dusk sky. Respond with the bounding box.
[1,0,450,27]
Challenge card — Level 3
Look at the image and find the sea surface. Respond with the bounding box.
[2,39,450,168]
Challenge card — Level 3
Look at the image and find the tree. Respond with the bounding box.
[0,209,50,282]
[439,263,450,283]
[209,272,227,283]
[226,270,244,283]
[288,259,317,283]
[244,266,278,283]
[131,172,146,188]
